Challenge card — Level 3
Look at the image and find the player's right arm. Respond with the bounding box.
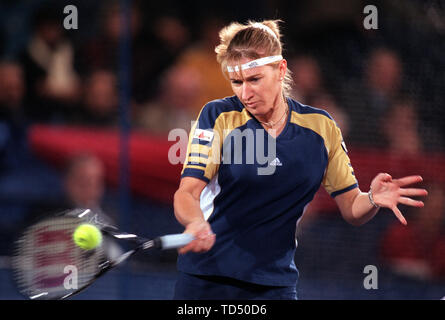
[174,177,215,254]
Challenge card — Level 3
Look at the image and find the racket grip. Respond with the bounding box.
[158,233,195,250]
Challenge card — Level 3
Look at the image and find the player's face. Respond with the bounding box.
[228,57,286,117]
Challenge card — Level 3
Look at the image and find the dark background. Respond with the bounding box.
[0,0,445,299]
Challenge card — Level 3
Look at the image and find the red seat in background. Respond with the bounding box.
[29,125,445,208]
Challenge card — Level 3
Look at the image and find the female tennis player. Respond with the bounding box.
[172,19,428,300]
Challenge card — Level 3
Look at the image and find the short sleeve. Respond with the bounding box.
[322,122,358,197]
[181,103,223,183]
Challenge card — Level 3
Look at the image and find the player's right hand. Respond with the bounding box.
[178,220,215,254]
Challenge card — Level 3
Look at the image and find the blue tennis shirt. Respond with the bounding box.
[177,96,358,286]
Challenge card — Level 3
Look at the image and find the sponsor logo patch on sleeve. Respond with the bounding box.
[193,129,214,142]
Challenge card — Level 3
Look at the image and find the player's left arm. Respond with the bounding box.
[335,173,428,226]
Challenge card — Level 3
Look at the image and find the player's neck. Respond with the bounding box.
[257,97,288,128]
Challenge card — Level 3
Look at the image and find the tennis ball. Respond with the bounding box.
[73,224,102,250]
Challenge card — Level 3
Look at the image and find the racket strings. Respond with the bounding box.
[12,216,106,300]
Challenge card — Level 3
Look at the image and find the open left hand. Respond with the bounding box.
[370,173,428,225]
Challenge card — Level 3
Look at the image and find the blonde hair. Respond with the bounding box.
[215,19,293,97]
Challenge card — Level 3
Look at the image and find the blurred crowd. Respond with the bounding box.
[0,1,443,148]
[0,0,445,283]
[0,1,444,144]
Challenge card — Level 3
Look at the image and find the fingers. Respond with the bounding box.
[178,233,215,254]
[373,172,392,184]
[393,175,423,187]
[391,191,425,226]
[398,196,425,208]
[392,205,407,226]
[372,173,427,226]
[178,243,193,255]
[399,188,428,197]
[177,220,216,254]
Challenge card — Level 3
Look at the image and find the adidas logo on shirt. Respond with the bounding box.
[269,158,282,166]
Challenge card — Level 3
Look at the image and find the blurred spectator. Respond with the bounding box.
[0,61,28,171]
[133,64,202,134]
[75,1,140,73]
[289,55,351,138]
[381,98,444,155]
[380,183,445,281]
[142,14,191,101]
[0,0,44,59]
[64,154,105,211]
[152,15,190,59]
[0,61,26,121]
[174,17,233,116]
[75,1,155,103]
[19,3,81,123]
[63,154,122,260]
[381,99,422,155]
[306,92,350,139]
[71,70,119,127]
[366,48,403,105]
[25,153,121,258]
[31,153,116,223]
[340,47,407,148]
[0,61,64,248]
[289,55,324,104]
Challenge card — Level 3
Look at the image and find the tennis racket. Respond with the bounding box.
[11,208,193,300]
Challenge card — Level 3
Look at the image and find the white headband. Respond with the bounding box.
[227,55,283,73]
[251,23,278,40]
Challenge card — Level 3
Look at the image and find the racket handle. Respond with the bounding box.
[158,233,195,250]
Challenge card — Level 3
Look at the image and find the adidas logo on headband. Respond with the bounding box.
[227,55,283,73]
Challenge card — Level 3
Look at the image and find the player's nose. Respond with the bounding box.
[241,83,253,101]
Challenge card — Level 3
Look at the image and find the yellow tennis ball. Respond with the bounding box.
[73,224,102,250]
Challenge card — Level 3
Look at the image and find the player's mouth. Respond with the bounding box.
[244,101,258,108]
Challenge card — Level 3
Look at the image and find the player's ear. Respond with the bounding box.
[279,59,287,80]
